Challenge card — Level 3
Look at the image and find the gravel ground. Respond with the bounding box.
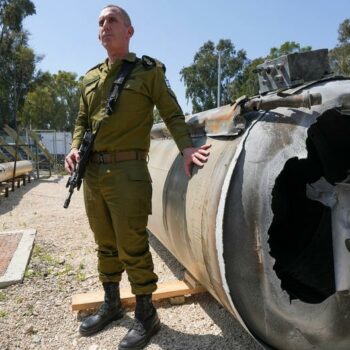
[0,175,261,350]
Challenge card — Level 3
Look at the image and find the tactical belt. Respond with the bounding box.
[90,150,148,164]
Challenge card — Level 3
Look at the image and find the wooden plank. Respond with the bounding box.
[0,137,19,159]
[0,148,10,162]
[26,129,54,163]
[3,125,36,159]
[72,279,206,311]
[184,271,202,288]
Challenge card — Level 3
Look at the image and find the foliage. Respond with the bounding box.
[0,0,37,128]
[229,57,264,100]
[180,39,247,113]
[329,18,350,76]
[230,41,312,100]
[20,71,81,132]
[267,41,312,59]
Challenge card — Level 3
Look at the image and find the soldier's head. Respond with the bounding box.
[98,5,134,54]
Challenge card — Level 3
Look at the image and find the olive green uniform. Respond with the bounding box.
[72,53,192,295]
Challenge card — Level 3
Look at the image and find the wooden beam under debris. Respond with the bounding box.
[72,277,206,311]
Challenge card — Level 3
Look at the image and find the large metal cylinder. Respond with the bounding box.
[148,78,350,350]
[0,161,33,182]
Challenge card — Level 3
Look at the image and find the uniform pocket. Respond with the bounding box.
[124,166,152,216]
[127,166,152,182]
[124,79,143,93]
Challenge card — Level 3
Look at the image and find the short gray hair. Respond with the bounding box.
[103,5,132,26]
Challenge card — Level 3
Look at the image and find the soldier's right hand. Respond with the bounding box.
[65,148,80,174]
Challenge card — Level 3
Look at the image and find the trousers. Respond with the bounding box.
[83,159,158,295]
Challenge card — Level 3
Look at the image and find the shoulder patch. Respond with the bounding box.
[142,55,166,72]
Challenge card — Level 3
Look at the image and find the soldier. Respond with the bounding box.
[65,4,210,350]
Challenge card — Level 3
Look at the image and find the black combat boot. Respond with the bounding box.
[79,282,124,336]
[118,294,160,350]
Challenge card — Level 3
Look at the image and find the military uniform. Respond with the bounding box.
[72,52,192,295]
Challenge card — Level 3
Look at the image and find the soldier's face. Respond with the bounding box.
[98,8,133,51]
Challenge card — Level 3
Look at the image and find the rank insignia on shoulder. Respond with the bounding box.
[164,76,172,89]
[141,55,166,71]
[142,55,156,69]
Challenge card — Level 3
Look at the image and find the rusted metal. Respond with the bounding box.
[148,77,350,349]
[151,92,322,138]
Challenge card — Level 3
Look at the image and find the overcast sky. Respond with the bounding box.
[24,0,350,113]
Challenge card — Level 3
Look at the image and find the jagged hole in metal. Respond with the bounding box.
[268,108,350,303]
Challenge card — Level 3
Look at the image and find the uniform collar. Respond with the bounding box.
[123,52,137,62]
[104,52,137,69]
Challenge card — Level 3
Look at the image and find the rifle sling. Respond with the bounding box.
[106,59,139,116]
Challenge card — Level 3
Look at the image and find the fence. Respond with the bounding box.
[0,129,72,177]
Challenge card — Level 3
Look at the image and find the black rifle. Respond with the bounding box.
[63,129,96,208]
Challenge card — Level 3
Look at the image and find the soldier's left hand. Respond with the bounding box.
[182,144,211,178]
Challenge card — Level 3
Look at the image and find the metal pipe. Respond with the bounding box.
[151,92,323,139]
[0,161,33,182]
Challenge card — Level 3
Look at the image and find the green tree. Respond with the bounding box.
[51,71,81,131]
[229,57,264,100]
[329,19,350,76]
[0,0,37,127]
[21,71,81,132]
[180,39,247,113]
[268,41,312,59]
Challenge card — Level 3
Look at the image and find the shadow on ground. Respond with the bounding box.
[148,233,261,350]
[0,175,63,216]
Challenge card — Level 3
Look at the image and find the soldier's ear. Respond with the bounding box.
[127,25,134,38]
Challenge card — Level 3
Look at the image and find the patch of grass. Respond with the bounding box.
[23,304,34,316]
[76,263,86,281]
[0,292,6,302]
[25,244,62,279]
[43,254,57,265]
[55,263,73,276]
[76,271,86,281]
[24,267,41,279]
[0,310,7,318]
[33,244,44,256]
[33,244,60,266]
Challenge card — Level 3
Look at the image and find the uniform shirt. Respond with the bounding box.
[71,52,192,153]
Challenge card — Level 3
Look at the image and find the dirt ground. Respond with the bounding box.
[0,175,261,350]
